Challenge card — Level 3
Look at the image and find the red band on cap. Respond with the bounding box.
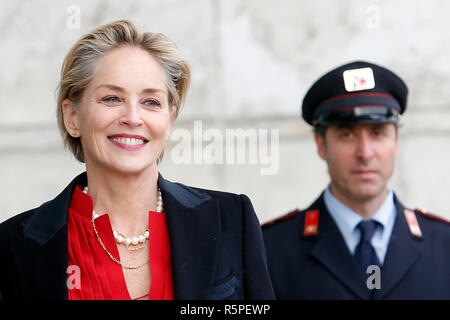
[321,92,394,105]
[333,105,388,112]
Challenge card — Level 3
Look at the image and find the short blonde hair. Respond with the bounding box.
[57,19,190,162]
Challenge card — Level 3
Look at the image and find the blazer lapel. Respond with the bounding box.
[11,226,68,299]
[309,195,370,299]
[373,197,422,299]
[158,174,221,300]
[17,172,87,299]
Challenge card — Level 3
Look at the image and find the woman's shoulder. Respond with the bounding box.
[167,180,249,204]
[0,190,68,248]
[0,208,36,252]
[160,178,255,216]
[192,185,246,199]
[0,209,35,233]
[176,183,258,220]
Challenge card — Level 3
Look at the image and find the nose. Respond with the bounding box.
[355,131,375,161]
[119,101,144,127]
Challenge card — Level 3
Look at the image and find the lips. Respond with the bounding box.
[108,134,149,150]
[352,169,376,173]
[351,168,378,179]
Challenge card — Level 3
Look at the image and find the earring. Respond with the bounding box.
[70,131,80,138]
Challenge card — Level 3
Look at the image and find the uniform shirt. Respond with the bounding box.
[323,187,397,265]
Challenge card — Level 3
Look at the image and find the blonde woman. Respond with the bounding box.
[0,20,274,300]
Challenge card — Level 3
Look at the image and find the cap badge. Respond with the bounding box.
[343,67,376,92]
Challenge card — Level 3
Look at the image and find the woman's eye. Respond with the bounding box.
[143,99,161,108]
[101,96,122,105]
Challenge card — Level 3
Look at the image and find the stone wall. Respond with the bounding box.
[1,0,449,224]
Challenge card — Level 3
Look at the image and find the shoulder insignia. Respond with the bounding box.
[414,208,450,226]
[303,210,319,236]
[403,209,423,239]
[261,209,300,228]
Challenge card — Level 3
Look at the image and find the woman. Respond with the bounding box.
[0,20,274,300]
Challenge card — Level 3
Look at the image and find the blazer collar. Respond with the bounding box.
[23,172,87,245]
[15,173,86,299]
[23,172,214,245]
[157,173,221,299]
[157,173,212,209]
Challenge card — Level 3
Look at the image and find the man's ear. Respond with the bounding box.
[314,133,327,161]
[61,99,81,138]
[394,126,400,156]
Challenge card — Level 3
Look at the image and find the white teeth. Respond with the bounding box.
[110,137,145,145]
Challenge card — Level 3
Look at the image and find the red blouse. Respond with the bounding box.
[67,185,174,300]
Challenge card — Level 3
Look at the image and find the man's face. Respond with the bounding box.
[315,123,399,205]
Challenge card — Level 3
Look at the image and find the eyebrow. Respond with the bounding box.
[335,123,389,131]
[95,84,167,95]
[335,124,353,130]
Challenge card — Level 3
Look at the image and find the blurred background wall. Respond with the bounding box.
[1,0,449,224]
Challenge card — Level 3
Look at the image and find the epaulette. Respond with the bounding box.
[261,209,300,228]
[403,209,423,239]
[414,208,450,226]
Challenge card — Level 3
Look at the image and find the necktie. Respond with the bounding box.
[354,220,380,298]
[354,220,380,273]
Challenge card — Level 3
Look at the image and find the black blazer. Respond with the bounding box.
[0,172,274,300]
[263,193,450,299]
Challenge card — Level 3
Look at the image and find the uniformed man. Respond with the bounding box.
[262,61,450,300]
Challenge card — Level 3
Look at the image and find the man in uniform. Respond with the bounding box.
[262,61,450,300]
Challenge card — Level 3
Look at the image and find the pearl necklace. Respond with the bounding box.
[83,186,163,246]
[82,185,163,270]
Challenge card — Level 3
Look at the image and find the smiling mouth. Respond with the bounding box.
[107,134,149,148]
[108,137,147,145]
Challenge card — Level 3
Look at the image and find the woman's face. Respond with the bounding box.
[63,46,174,176]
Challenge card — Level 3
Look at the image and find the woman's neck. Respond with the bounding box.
[85,165,159,235]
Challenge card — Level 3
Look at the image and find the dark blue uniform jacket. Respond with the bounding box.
[262,193,449,300]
